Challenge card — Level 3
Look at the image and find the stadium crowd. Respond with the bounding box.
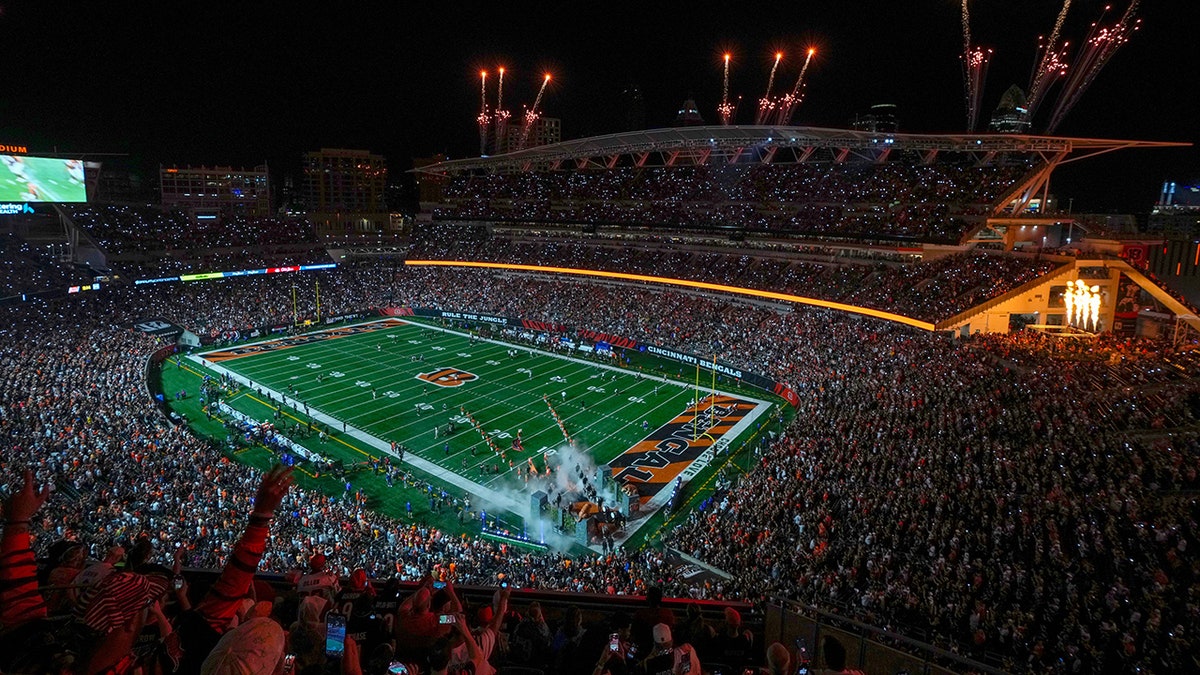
[1,255,1197,673]
[432,162,1029,241]
[63,205,316,257]
[0,231,94,298]
[408,228,1058,323]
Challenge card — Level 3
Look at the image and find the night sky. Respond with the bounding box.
[1,1,1195,214]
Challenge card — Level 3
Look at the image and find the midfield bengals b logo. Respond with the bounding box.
[416,367,478,387]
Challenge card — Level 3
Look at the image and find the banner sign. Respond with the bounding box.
[135,263,337,286]
[132,317,185,339]
[404,307,568,333]
[324,312,366,325]
[521,318,569,333]
[577,328,640,350]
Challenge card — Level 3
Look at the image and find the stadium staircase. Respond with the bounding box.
[933,260,1075,331]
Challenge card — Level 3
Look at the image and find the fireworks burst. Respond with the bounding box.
[517,73,552,151]
[1025,0,1073,121]
[1045,1,1140,133]
[1025,38,1070,123]
[774,47,816,126]
[960,1,991,132]
[493,67,510,153]
[755,52,783,125]
[718,53,734,125]
[477,70,490,155]
[961,46,993,132]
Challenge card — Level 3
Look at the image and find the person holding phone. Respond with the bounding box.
[444,586,509,675]
[576,611,635,675]
[448,611,493,675]
[395,576,457,656]
[326,612,348,659]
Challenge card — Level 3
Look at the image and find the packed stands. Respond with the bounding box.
[1,256,1198,673]
[408,226,1059,323]
[0,231,94,298]
[431,161,1030,242]
[64,205,317,254]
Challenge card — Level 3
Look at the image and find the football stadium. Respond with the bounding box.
[2,5,1198,675]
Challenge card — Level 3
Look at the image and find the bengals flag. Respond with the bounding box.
[609,394,755,502]
[1121,244,1149,269]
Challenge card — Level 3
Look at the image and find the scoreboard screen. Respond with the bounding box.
[0,154,88,203]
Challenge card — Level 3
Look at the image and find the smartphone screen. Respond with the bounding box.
[438,613,457,625]
[609,632,620,652]
[433,581,447,590]
[388,663,409,675]
[325,613,347,658]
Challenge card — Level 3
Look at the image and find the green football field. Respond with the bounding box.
[180,318,780,549]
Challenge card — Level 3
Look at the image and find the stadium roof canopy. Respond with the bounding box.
[414,125,1187,175]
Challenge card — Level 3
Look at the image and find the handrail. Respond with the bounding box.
[768,596,1009,675]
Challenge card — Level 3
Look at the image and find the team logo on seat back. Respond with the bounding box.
[416,367,478,387]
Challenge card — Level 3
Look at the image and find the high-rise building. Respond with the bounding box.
[494,118,562,155]
[302,148,389,236]
[988,85,1032,134]
[1148,180,1200,236]
[851,104,900,133]
[673,98,705,127]
[159,164,271,221]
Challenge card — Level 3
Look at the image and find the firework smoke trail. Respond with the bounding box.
[1026,0,1073,119]
[755,52,782,125]
[1046,0,1072,60]
[961,0,972,56]
[1045,1,1140,133]
[518,73,551,151]
[477,71,490,155]
[493,67,510,153]
[960,0,983,131]
[718,53,734,125]
[496,67,506,112]
[776,47,815,125]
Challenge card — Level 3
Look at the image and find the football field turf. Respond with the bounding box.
[188,318,777,546]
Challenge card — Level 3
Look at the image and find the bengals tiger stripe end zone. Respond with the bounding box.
[609,394,760,506]
[198,319,409,362]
